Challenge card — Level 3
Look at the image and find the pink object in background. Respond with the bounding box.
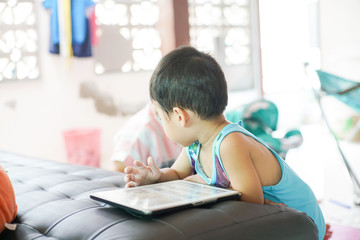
[89,8,98,46]
[323,223,360,240]
[63,128,101,167]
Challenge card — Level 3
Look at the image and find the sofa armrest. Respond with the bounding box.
[0,150,318,240]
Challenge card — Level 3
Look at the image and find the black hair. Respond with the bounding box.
[149,46,228,120]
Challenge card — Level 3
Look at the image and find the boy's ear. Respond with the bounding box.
[172,107,189,127]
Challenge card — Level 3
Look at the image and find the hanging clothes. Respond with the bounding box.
[89,8,98,46]
[72,18,92,57]
[42,0,60,54]
[42,0,95,57]
[57,0,72,57]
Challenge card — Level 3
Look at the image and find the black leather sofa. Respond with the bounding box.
[0,150,318,240]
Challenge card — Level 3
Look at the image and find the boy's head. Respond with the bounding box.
[149,46,228,120]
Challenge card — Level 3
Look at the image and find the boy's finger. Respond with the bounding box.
[124,166,134,174]
[125,181,137,188]
[124,174,133,183]
[124,166,141,175]
[147,157,157,169]
[134,160,147,171]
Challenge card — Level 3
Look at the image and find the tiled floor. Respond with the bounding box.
[285,123,360,229]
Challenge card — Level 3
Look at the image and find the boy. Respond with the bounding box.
[124,46,325,240]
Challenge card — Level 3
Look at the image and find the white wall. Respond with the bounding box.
[319,0,360,80]
[0,1,151,169]
[259,0,360,131]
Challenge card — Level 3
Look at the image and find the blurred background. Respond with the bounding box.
[0,0,359,212]
[1,0,360,232]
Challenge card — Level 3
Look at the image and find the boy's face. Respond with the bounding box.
[152,102,185,146]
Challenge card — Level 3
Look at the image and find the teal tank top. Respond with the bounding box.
[186,122,325,240]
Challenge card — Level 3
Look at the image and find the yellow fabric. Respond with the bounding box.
[64,0,73,57]
[57,0,72,57]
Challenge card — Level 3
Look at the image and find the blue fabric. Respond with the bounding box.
[49,40,60,54]
[42,0,95,45]
[72,18,92,57]
[187,123,325,240]
[187,138,231,188]
[71,0,95,44]
[43,0,59,44]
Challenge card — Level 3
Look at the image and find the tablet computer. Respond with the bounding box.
[90,180,240,216]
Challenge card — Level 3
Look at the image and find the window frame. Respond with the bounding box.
[0,0,40,83]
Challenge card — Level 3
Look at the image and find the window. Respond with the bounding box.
[0,0,39,82]
[94,0,161,74]
[94,0,261,95]
[188,0,261,92]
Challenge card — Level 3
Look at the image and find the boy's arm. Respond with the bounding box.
[124,148,192,187]
[220,133,264,204]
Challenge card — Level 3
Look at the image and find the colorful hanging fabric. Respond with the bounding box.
[89,7,98,46]
[42,0,95,57]
[57,0,72,57]
[73,18,92,57]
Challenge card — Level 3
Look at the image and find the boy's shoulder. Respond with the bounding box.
[220,130,250,146]
[217,123,248,141]
[217,123,263,153]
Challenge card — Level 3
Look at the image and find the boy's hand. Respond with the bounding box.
[124,157,161,188]
[264,199,286,206]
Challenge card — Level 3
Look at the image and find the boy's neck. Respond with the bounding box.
[196,115,228,149]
